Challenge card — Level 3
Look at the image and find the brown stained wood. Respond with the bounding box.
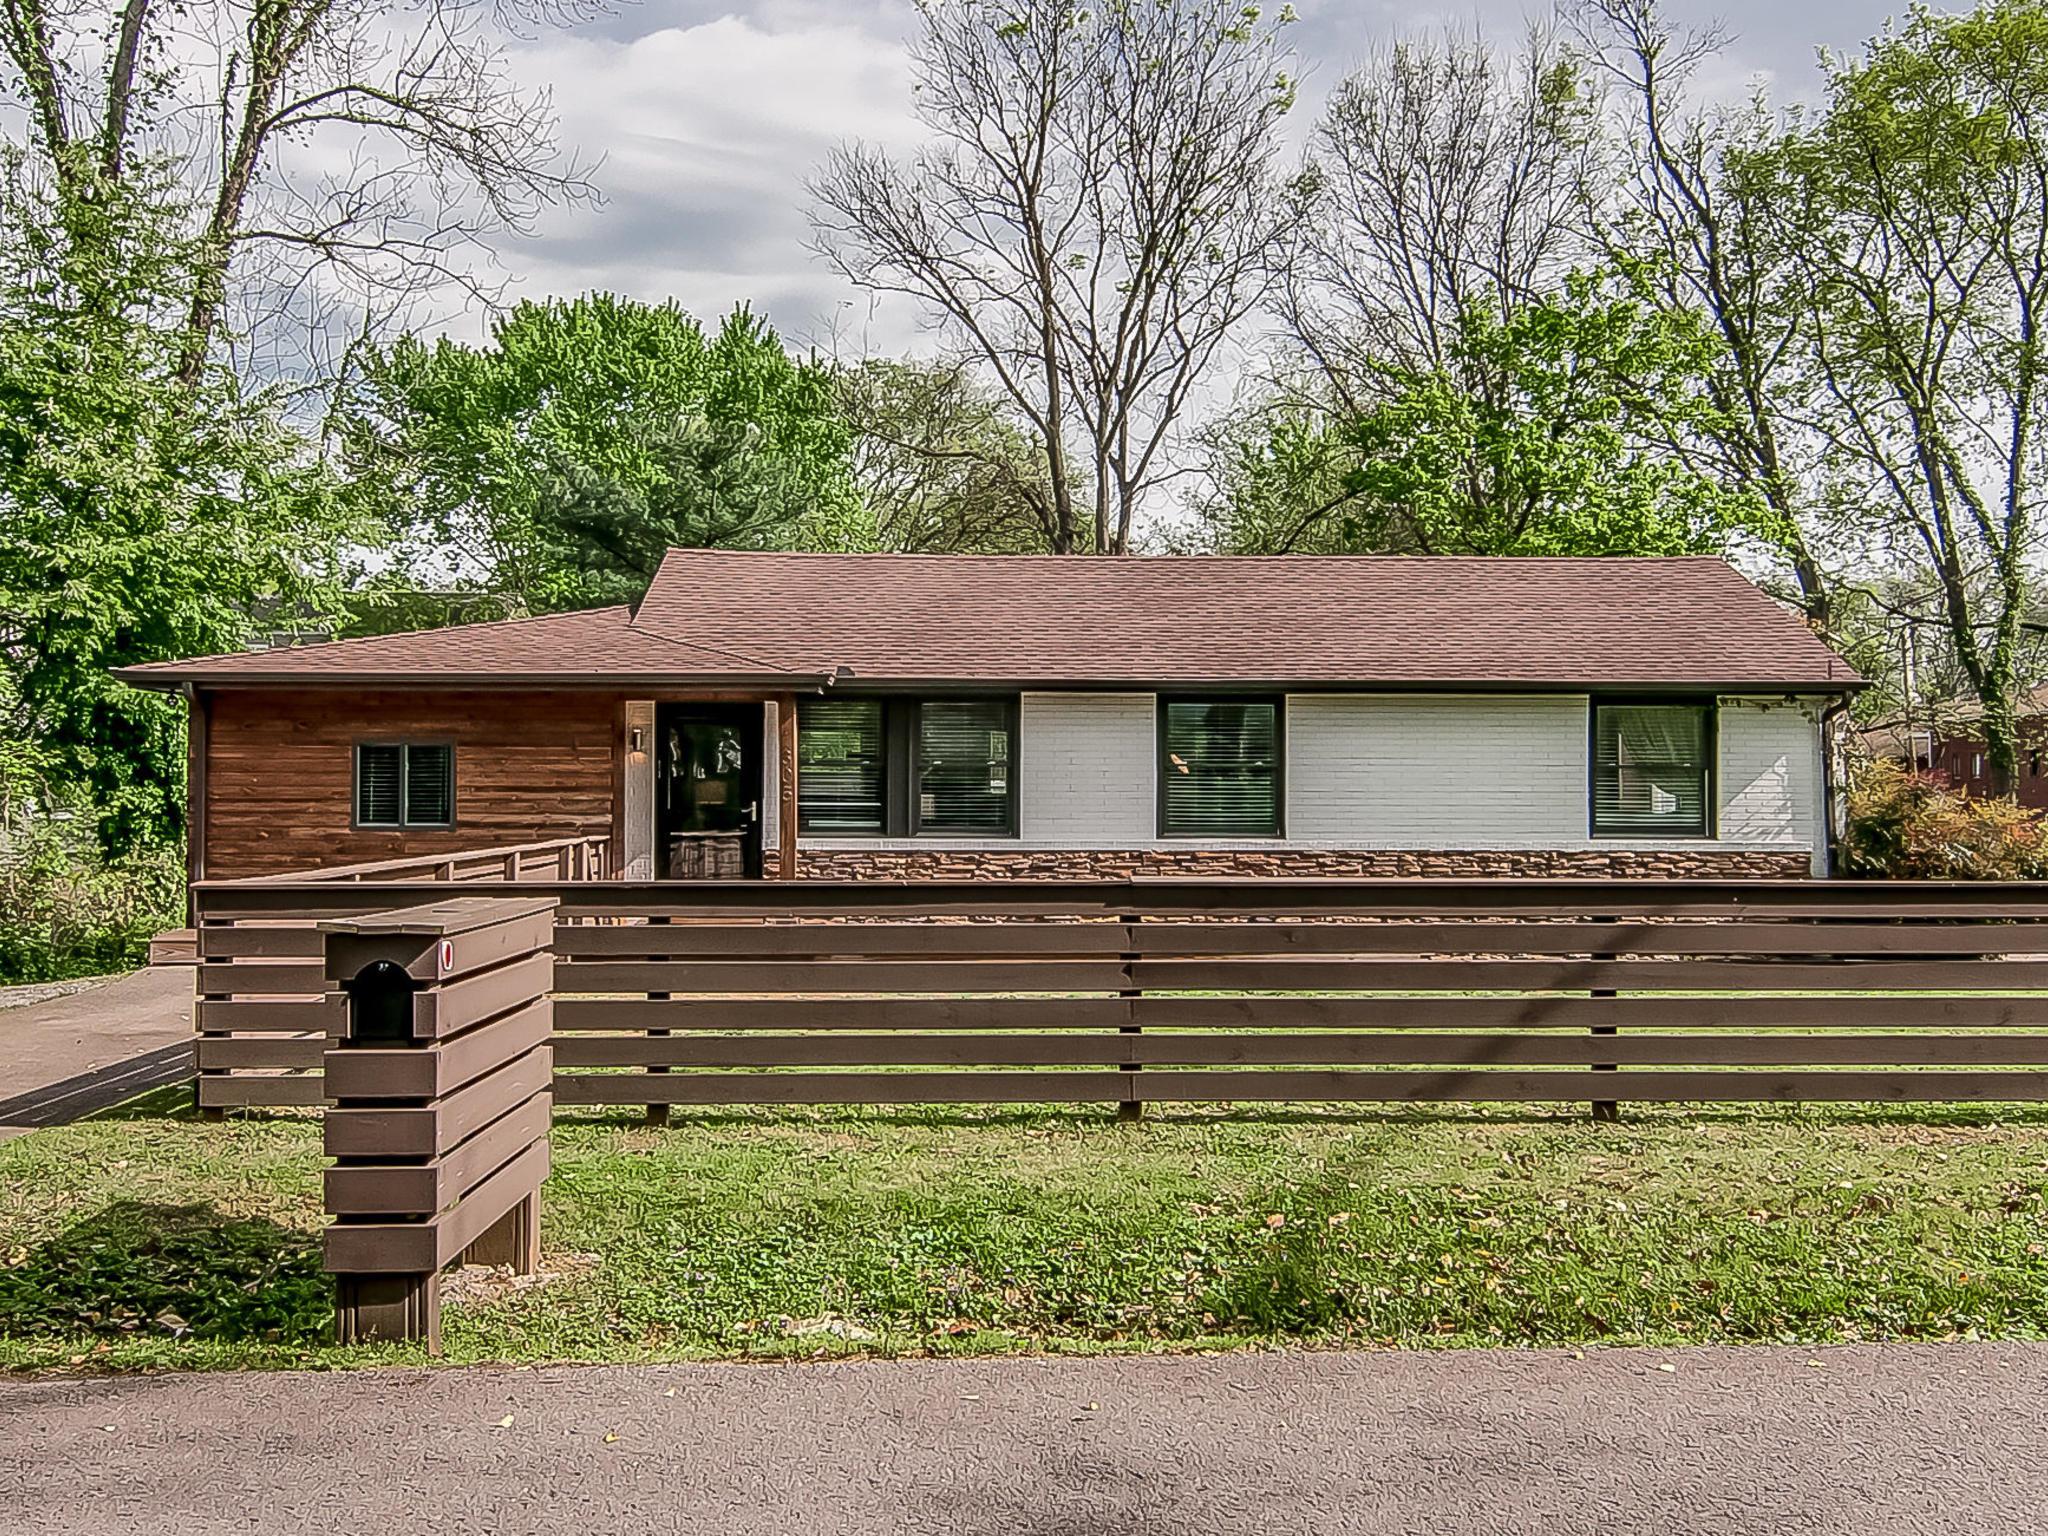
[1123,921,2048,958]
[197,876,2048,927]
[323,998,552,1099]
[461,1189,540,1273]
[552,1067,2048,1106]
[196,959,330,996]
[548,1032,2048,1071]
[322,898,557,983]
[551,996,1135,1032]
[559,958,1133,994]
[197,1074,327,1108]
[324,1046,551,1158]
[197,923,324,960]
[552,1071,1134,1106]
[198,1035,328,1071]
[196,994,346,1033]
[551,922,1128,959]
[1124,1069,2048,1103]
[325,1094,553,1216]
[777,693,799,882]
[203,688,618,880]
[324,1139,552,1273]
[1132,995,2048,1029]
[411,952,554,1039]
[1130,958,2048,993]
[197,875,2048,1110]
[187,690,209,899]
[334,1272,439,1351]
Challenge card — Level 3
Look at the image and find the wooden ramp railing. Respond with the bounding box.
[189,877,2048,1114]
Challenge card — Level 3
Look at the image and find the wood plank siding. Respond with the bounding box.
[202,690,620,879]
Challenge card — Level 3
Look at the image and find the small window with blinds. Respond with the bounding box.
[1158,698,1283,838]
[797,699,886,832]
[914,699,1015,834]
[1591,701,1713,838]
[354,741,455,828]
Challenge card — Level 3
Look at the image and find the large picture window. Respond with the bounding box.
[1158,697,1282,838]
[798,697,1018,837]
[1591,700,1714,838]
[354,742,454,829]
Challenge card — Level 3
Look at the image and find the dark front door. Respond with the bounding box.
[655,704,762,879]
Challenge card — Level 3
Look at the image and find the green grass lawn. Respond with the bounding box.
[3,1092,2046,1372]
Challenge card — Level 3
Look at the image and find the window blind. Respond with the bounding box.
[356,743,403,827]
[1592,702,1711,836]
[404,744,454,825]
[917,700,1011,833]
[798,699,885,832]
[1160,700,1281,837]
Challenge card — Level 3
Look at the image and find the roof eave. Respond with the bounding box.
[113,668,834,693]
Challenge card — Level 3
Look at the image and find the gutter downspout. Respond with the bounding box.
[1819,692,1855,879]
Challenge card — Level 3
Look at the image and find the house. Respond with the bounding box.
[116,551,1862,882]
[1861,686,2048,808]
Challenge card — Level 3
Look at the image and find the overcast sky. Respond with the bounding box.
[474,0,1904,356]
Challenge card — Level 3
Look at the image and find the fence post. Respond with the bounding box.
[645,913,672,1127]
[319,895,556,1353]
[1590,911,1619,1122]
[1118,912,1143,1123]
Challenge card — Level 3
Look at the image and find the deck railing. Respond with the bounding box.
[189,874,2048,1115]
[239,835,611,886]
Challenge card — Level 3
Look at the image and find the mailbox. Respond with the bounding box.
[315,895,558,1352]
[339,960,417,1043]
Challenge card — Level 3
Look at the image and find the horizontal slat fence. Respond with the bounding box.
[190,876,2048,1112]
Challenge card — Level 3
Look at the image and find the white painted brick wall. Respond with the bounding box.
[1717,696,1822,853]
[798,689,1824,861]
[1288,694,1590,842]
[1019,692,1156,842]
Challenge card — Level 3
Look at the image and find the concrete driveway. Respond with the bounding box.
[0,967,194,1138]
[1,1343,2039,1534]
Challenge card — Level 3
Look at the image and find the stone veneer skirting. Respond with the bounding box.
[794,847,1815,880]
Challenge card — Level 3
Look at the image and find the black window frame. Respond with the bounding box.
[1155,694,1286,840]
[1588,696,1716,840]
[796,695,1020,839]
[352,739,456,830]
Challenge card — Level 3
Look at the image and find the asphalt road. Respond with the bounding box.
[2,1344,2040,1534]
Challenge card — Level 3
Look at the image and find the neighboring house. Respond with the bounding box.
[117,551,1862,882]
[1861,686,2048,808]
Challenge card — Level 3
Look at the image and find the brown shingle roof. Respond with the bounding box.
[629,551,1858,689]
[119,552,1861,691]
[114,605,822,688]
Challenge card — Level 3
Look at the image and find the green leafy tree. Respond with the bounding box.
[836,359,1055,553]
[0,154,343,850]
[342,295,869,610]
[1787,0,2048,790]
[1201,272,1768,557]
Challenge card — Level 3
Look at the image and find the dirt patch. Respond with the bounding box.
[440,1252,600,1310]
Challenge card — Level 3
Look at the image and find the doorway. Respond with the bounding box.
[654,703,762,879]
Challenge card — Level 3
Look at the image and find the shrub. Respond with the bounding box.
[0,798,184,985]
[1839,757,2048,879]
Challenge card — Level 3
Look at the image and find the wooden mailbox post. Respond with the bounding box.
[319,895,557,1352]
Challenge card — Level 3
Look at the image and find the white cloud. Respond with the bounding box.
[481,10,927,351]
